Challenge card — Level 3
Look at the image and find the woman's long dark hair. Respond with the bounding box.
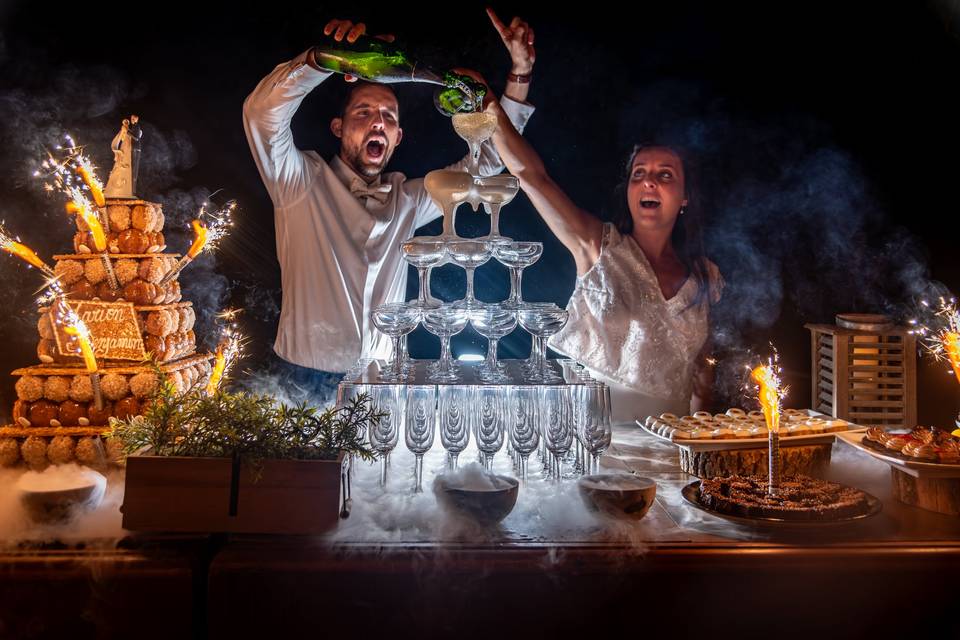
[608,144,711,309]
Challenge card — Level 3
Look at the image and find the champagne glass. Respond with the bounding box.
[509,385,541,483]
[517,303,563,382]
[451,111,498,177]
[578,382,613,475]
[424,169,473,238]
[474,174,519,243]
[401,239,446,309]
[473,385,507,471]
[492,242,543,308]
[439,386,471,470]
[541,386,574,480]
[369,385,402,487]
[404,385,436,492]
[371,302,420,381]
[421,305,469,382]
[469,305,518,382]
[447,239,491,309]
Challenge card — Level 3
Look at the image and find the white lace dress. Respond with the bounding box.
[548,223,722,424]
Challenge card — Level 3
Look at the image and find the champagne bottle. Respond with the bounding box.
[313,34,444,84]
[313,35,486,116]
[434,71,487,116]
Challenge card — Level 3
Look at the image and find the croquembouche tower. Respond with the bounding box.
[0,117,214,469]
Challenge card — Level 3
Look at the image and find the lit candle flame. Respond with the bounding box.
[75,156,105,208]
[187,219,208,259]
[751,364,782,433]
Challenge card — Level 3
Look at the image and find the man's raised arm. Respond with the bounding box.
[242,48,332,207]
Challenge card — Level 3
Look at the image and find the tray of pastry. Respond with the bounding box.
[836,427,960,478]
[638,409,866,452]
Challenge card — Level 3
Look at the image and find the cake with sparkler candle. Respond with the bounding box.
[641,355,859,478]
[694,360,874,521]
[0,125,233,469]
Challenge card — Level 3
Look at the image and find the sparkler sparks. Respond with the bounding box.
[910,297,960,382]
[197,199,236,254]
[206,313,247,395]
[159,199,237,287]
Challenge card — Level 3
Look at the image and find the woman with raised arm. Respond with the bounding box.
[486,99,723,424]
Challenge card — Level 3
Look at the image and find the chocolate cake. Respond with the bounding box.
[698,474,871,521]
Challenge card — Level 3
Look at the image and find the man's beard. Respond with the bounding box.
[342,142,390,179]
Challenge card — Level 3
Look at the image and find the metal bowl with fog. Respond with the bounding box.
[16,467,107,524]
[433,464,519,525]
[578,474,656,519]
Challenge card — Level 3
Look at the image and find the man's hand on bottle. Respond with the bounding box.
[485,8,535,75]
[322,19,396,82]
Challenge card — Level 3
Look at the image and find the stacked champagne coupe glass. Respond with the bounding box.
[339,111,611,491]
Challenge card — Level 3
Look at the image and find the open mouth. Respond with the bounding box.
[365,138,386,160]
[640,199,661,210]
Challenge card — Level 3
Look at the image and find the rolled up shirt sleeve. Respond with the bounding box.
[242,49,333,208]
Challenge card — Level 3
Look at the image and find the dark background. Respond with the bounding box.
[1,0,959,424]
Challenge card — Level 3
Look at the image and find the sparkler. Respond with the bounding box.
[750,352,785,496]
[159,200,236,287]
[53,296,103,411]
[910,297,960,436]
[67,187,119,290]
[0,222,56,278]
[206,311,246,395]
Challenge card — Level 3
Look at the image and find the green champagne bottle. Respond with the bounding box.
[434,71,488,116]
[313,34,486,116]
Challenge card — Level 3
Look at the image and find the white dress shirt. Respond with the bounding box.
[243,49,535,373]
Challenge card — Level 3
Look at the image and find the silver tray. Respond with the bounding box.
[341,359,592,386]
[680,480,882,529]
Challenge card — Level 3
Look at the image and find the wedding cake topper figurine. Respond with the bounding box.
[103,114,142,198]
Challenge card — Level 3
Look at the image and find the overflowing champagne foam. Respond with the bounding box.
[424,169,474,236]
[451,112,498,147]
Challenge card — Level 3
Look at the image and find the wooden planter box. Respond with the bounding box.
[121,453,348,534]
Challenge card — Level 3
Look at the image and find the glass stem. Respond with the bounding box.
[469,141,481,176]
[489,204,501,237]
[515,267,524,306]
[380,456,388,487]
[508,267,519,306]
[439,336,451,373]
[485,338,499,371]
[519,455,528,484]
[417,266,430,306]
[483,454,494,472]
[390,336,402,374]
[414,454,424,493]
[448,452,459,471]
[442,205,453,236]
[465,267,476,303]
[538,337,547,376]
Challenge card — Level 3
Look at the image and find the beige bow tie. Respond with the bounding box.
[350,177,392,204]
